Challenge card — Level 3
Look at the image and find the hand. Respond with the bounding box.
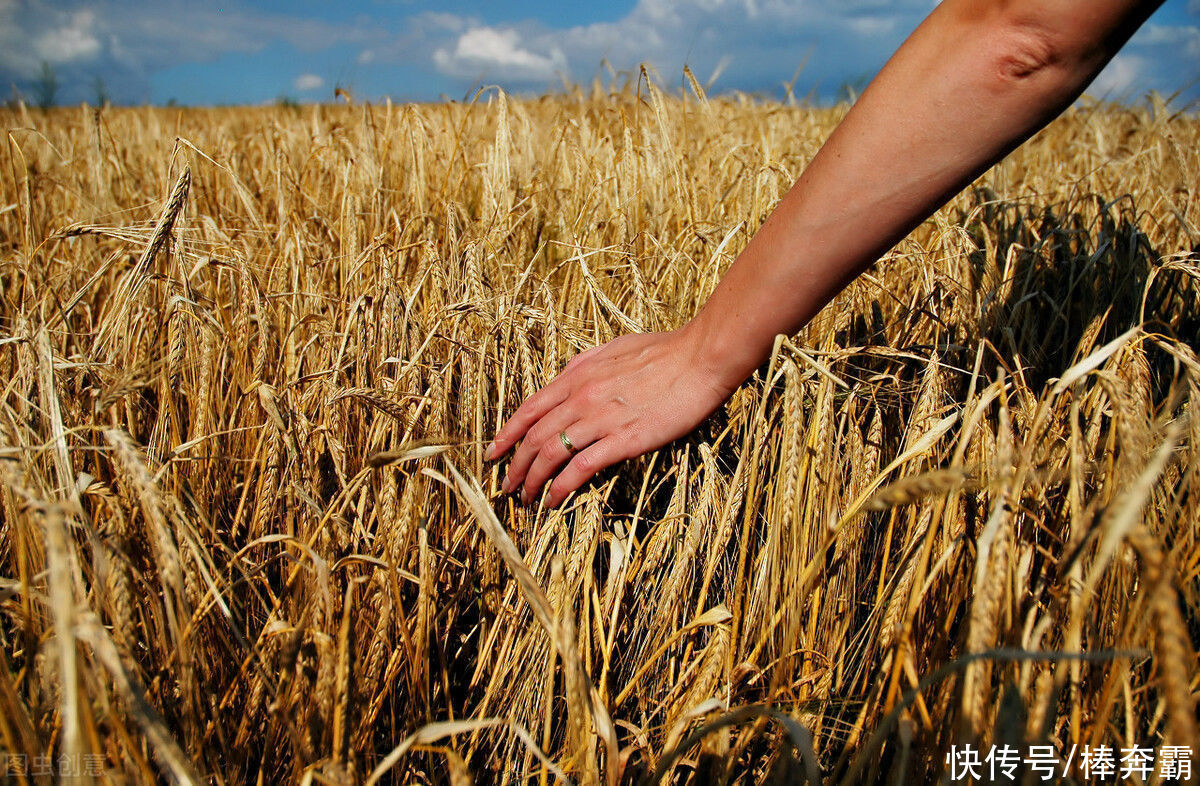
[484,328,736,507]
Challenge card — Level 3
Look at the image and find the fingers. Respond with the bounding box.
[502,404,584,498]
[485,348,603,462]
[486,342,635,505]
[485,377,570,461]
[519,420,604,504]
[544,436,631,507]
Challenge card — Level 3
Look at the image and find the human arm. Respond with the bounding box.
[486,0,1163,507]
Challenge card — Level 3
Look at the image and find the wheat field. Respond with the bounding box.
[1,79,1198,784]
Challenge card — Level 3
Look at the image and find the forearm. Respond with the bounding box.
[488,0,1163,506]
[683,0,1159,389]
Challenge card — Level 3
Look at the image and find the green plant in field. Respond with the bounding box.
[33,60,58,109]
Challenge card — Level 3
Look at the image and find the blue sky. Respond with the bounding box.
[2,0,1199,106]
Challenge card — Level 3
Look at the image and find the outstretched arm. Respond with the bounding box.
[486,0,1163,508]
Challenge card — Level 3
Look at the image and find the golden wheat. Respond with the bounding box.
[1,85,1198,783]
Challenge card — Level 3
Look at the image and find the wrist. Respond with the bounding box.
[674,310,768,397]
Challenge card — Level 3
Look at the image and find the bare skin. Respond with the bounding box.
[485,0,1164,508]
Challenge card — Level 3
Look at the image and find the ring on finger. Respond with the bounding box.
[559,430,577,454]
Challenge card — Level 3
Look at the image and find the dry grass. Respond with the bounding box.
[1,80,1199,784]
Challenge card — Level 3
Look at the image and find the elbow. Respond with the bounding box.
[983,14,1103,100]
[927,0,1152,103]
[954,0,1112,83]
[992,22,1063,82]
[982,1,1158,99]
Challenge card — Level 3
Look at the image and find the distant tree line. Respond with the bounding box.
[8,61,110,109]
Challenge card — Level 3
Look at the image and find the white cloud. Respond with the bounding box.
[34,10,101,62]
[426,0,930,93]
[1,0,1196,106]
[293,72,323,91]
[1133,23,1200,57]
[434,27,567,81]
[414,0,1200,103]
[846,15,897,37]
[1089,54,1145,96]
[0,0,386,103]
[1109,17,1200,102]
[420,11,468,33]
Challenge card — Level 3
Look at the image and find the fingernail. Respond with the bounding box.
[520,488,530,505]
[484,441,497,461]
[501,475,511,494]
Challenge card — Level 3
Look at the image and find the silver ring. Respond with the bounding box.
[559,430,577,453]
